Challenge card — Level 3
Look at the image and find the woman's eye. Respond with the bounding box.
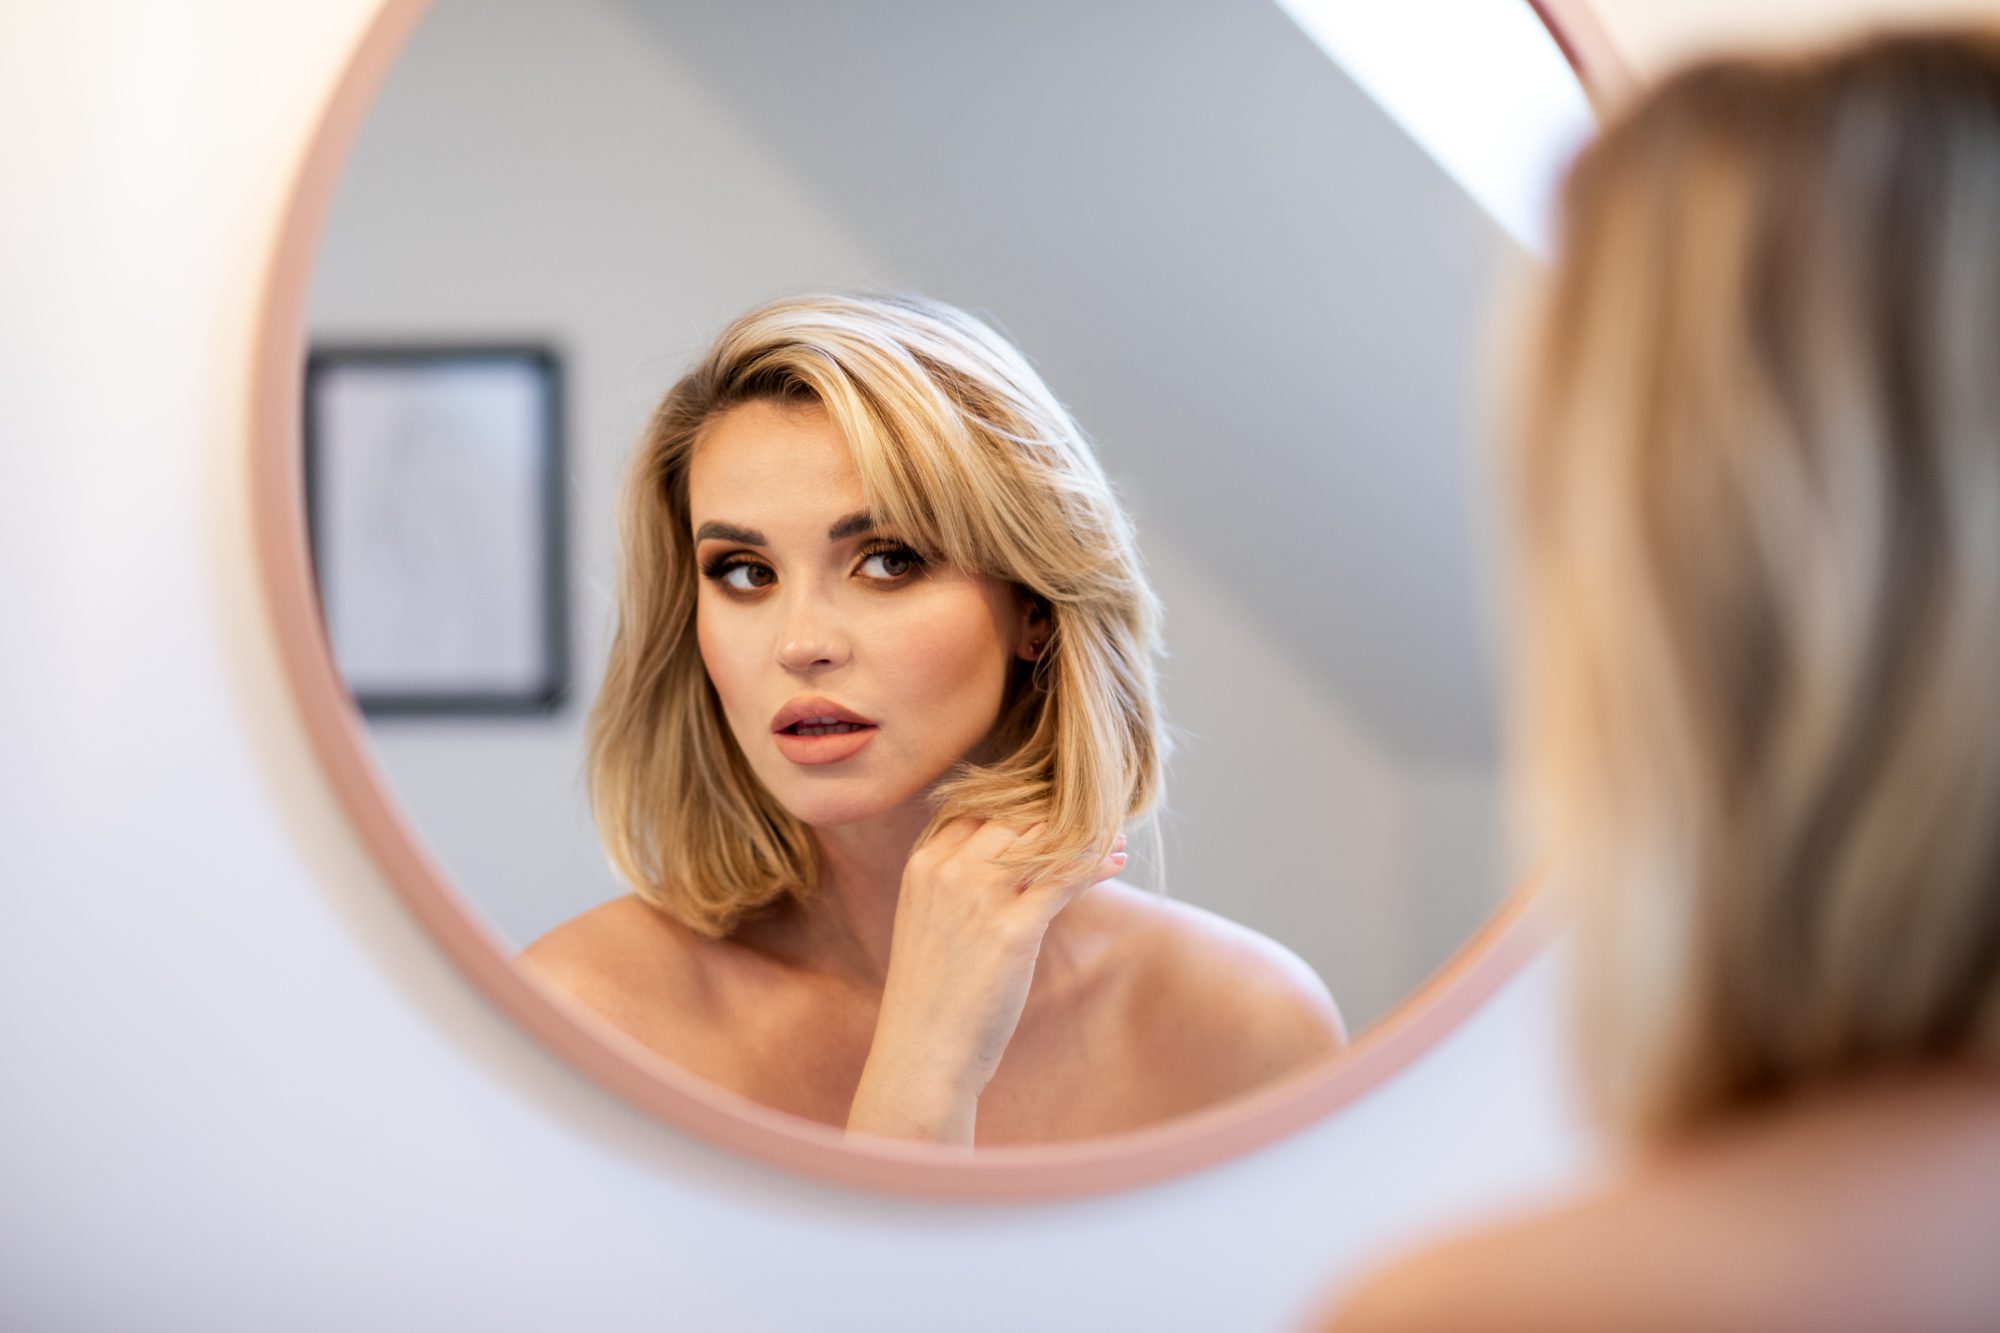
[857,547,921,581]
[713,560,774,592]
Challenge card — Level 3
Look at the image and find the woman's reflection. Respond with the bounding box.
[521,292,1344,1144]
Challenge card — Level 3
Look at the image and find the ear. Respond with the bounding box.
[1013,592,1052,663]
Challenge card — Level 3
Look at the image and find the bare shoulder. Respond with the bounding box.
[1314,1167,1828,1333]
[1312,1196,1667,1333]
[517,895,714,1034]
[1317,1073,2000,1333]
[1073,881,1347,1099]
[1311,1209,1579,1333]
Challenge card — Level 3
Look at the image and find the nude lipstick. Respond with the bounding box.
[771,697,878,766]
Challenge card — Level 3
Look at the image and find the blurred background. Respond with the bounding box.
[26,3,1968,1329]
[308,0,1543,1031]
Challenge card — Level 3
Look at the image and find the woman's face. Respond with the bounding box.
[688,398,1033,829]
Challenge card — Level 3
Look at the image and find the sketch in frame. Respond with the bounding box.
[303,345,569,716]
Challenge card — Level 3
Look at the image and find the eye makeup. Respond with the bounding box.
[696,537,928,598]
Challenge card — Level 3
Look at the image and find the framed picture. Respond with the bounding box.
[303,344,569,715]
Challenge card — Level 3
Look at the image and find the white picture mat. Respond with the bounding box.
[314,357,552,697]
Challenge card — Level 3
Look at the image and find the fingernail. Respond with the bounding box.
[1111,851,1128,863]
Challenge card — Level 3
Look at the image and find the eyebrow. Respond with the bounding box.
[827,511,876,541]
[692,520,765,545]
[693,511,876,545]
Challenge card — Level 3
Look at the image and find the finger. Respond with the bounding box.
[959,818,1043,864]
[1025,849,1126,917]
[1068,833,1125,871]
[920,816,988,860]
[1034,844,1127,896]
[1020,832,1122,889]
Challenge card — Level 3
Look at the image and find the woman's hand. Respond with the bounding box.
[846,819,1126,1145]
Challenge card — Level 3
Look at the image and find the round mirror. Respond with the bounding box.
[257,0,1614,1194]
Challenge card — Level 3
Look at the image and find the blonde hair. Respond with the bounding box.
[589,292,1165,936]
[1513,30,2000,1141]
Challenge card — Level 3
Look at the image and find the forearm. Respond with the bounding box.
[842,818,1118,1144]
[845,1033,985,1145]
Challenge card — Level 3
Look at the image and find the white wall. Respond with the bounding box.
[2,2,1589,1329]
[309,0,1509,1031]
[305,0,894,959]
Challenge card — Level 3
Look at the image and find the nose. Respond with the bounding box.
[774,585,851,674]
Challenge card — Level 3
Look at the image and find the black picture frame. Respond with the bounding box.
[303,344,569,717]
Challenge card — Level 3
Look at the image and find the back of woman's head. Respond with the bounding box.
[1515,28,2000,1141]
[589,292,1164,936]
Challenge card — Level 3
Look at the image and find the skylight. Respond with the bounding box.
[1273,0,1596,254]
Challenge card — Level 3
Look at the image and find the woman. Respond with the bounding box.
[1322,29,2000,1332]
[523,292,1344,1145]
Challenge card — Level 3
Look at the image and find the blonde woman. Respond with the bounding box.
[1322,29,2000,1332]
[523,292,1343,1145]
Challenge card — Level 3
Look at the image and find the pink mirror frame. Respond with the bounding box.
[248,0,1630,1200]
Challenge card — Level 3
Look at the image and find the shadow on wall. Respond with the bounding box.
[308,0,1516,1033]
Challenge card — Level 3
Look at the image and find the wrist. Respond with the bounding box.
[846,1042,984,1144]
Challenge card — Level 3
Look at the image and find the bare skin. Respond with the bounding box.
[521,874,1346,1145]
[1316,1070,2000,1333]
[523,398,1344,1144]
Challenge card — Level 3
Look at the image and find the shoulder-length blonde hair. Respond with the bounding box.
[1513,30,2000,1142]
[588,292,1165,936]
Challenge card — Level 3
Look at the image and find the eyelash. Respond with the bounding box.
[698,540,928,596]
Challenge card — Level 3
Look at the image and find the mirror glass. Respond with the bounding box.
[305,0,1588,1144]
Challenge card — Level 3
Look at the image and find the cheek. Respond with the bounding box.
[694,599,755,722]
[887,591,1014,717]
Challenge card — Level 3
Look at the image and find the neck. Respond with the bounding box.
[767,803,933,990]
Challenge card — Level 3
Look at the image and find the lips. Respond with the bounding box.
[771,696,879,766]
[770,697,877,734]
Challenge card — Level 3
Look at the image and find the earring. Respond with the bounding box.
[1028,638,1046,659]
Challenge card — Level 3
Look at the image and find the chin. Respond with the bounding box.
[765,772,940,831]
[787,797,892,828]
